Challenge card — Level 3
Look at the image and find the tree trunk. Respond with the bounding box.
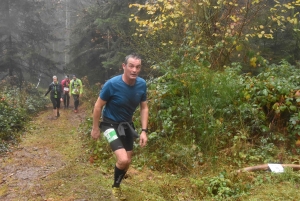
[4,0,13,76]
[237,164,300,173]
[65,0,70,66]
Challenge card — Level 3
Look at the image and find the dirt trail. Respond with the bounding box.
[0,103,166,201]
[0,104,103,201]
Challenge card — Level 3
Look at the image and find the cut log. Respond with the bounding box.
[237,164,300,173]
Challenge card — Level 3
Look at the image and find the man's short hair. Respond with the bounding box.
[124,53,141,65]
[53,75,57,79]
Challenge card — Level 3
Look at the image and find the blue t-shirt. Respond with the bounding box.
[100,75,147,122]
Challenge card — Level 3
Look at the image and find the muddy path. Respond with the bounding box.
[0,104,110,201]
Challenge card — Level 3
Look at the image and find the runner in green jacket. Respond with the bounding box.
[69,75,83,113]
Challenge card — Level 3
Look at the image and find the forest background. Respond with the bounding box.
[2,0,300,200]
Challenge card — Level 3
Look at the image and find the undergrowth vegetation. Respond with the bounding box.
[0,78,48,153]
[3,0,300,199]
[80,58,300,200]
[135,59,300,172]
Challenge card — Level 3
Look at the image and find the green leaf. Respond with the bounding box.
[290,105,297,111]
[279,105,287,111]
[262,89,268,96]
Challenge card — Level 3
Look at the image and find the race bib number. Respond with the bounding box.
[104,128,118,143]
[72,88,79,94]
[64,87,69,92]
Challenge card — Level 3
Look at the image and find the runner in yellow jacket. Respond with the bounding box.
[69,75,83,113]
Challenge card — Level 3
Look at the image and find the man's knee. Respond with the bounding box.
[117,156,131,168]
[117,157,130,168]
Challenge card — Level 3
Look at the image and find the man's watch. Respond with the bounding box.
[142,129,148,133]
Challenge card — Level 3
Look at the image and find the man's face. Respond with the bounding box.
[122,57,141,80]
[53,77,58,83]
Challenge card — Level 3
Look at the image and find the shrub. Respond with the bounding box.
[0,97,26,141]
[81,58,300,175]
[133,60,300,173]
[0,79,49,152]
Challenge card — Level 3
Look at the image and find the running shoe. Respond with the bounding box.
[111,187,126,201]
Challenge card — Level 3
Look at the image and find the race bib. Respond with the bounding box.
[64,87,69,92]
[72,88,79,94]
[104,128,118,143]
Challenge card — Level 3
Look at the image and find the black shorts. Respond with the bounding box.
[63,93,70,98]
[50,97,61,109]
[100,122,134,152]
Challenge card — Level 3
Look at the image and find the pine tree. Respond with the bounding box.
[0,0,60,84]
[69,0,146,84]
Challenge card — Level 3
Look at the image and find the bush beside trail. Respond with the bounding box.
[0,78,48,153]
[81,60,300,200]
[1,69,300,200]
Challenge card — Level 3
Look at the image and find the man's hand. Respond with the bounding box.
[91,127,100,139]
[139,132,148,147]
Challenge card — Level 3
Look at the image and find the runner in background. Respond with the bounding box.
[45,75,63,119]
[69,75,83,113]
[61,75,70,109]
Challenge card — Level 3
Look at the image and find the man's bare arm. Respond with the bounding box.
[91,97,107,139]
[139,101,149,147]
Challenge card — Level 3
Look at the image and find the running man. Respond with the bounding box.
[45,75,63,119]
[91,53,148,201]
[69,75,83,113]
[61,75,70,109]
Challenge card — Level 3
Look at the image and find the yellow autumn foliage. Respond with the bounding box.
[128,0,300,69]
[130,0,300,46]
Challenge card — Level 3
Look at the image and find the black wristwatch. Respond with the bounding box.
[142,128,148,133]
